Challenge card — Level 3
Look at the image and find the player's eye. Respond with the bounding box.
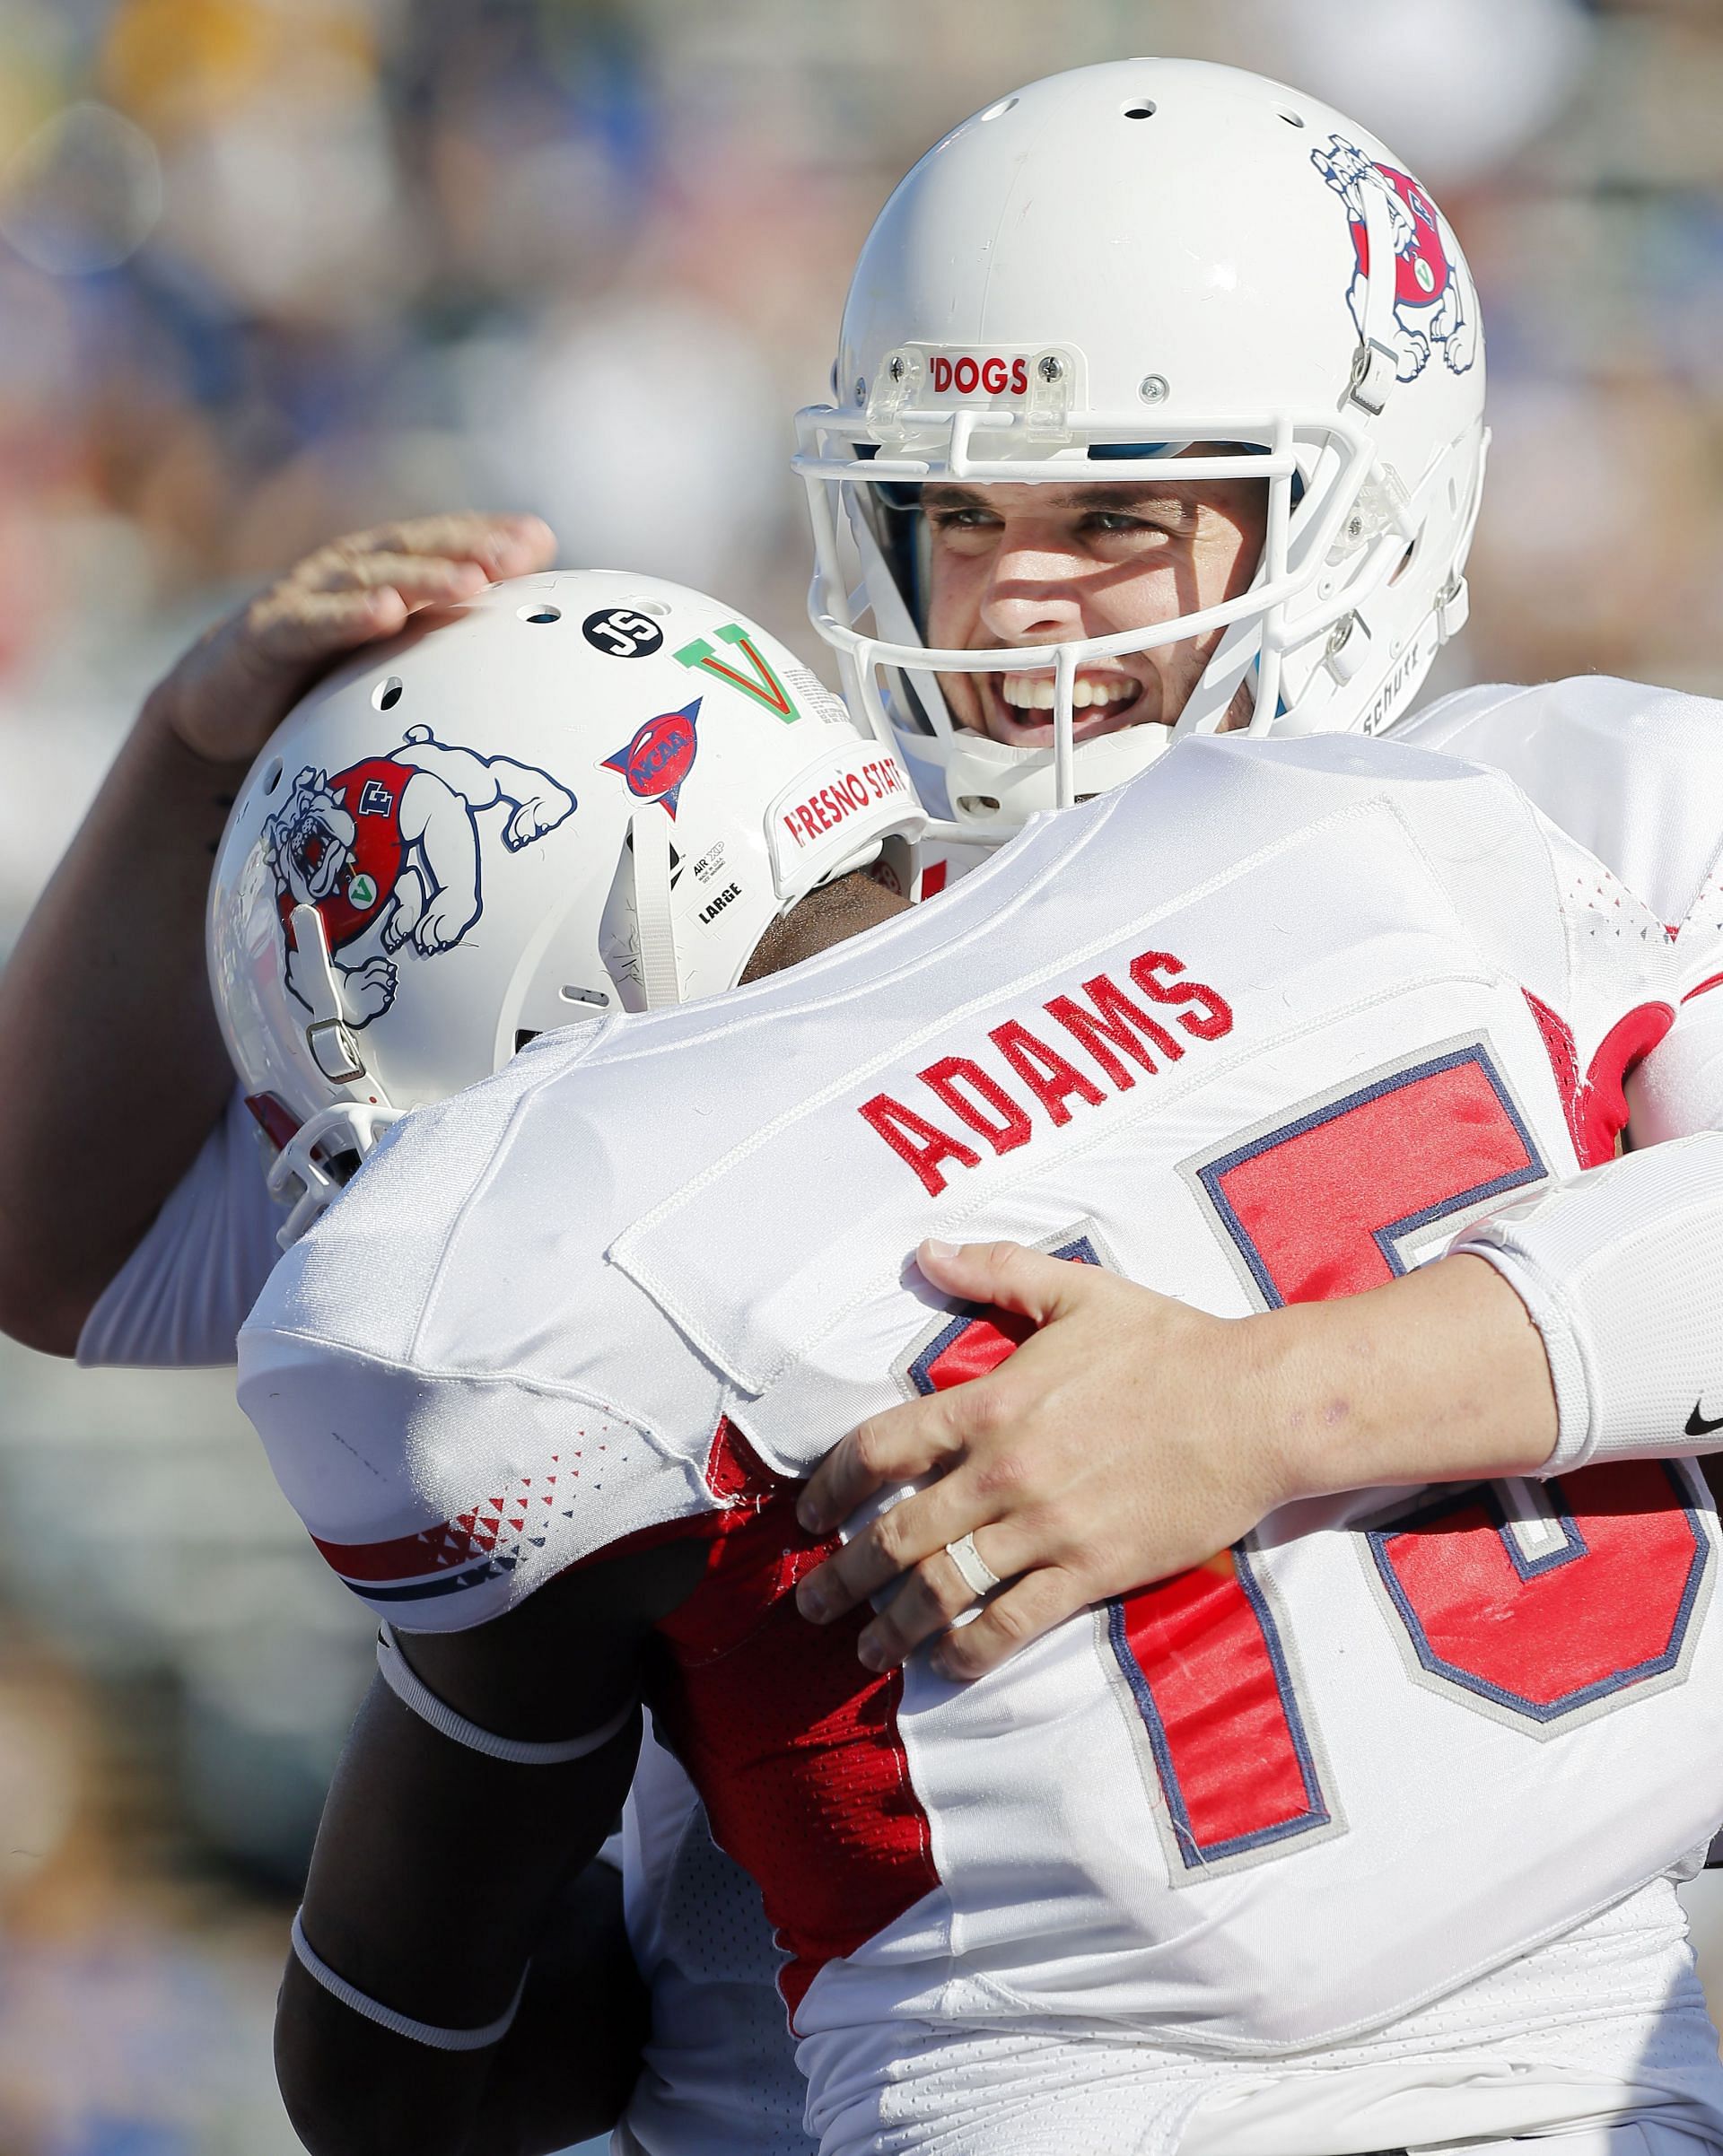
[928,507,998,531]
[1086,510,1164,536]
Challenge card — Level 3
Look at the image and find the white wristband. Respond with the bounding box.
[291,1908,526,2052]
[1455,1130,1723,1474]
[376,1624,637,1766]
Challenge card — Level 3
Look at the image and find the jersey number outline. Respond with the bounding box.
[902,1042,1713,1879]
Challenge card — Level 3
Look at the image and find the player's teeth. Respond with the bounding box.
[1001,674,1141,711]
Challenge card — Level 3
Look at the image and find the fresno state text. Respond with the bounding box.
[780,756,911,852]
[930,354,1030,397]
[861,948,1233,1195]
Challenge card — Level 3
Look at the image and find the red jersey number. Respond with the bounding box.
[917,1041,1711,1873]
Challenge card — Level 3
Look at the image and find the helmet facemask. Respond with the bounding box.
[801,413,1413,840]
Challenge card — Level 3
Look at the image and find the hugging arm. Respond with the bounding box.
[800,982,1723,1680]
[277,1538,704,2156]
[0,514,552,1355]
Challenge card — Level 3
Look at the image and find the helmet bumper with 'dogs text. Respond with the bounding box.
[794,57,1486,840]
[206,570,923,1245]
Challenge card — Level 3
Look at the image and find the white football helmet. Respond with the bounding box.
[207,569,923,1244]
[793,57,1487,840]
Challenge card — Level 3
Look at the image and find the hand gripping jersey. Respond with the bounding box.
[239,730,1723,2099]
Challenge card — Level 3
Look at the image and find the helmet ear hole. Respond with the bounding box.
[372,676,404,711]
[513,1029,540,1054]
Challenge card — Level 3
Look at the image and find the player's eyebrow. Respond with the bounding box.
[921,483,1200,516]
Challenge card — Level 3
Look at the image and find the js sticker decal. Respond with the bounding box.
[582,607,665,659]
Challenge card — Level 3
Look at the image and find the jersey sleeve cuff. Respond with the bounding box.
[1451,1132,1723,1478]
[1449,1236,1591,1475]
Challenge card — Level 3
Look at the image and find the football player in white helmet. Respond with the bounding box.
[783,60,1723,1734]
[202,563,923,2155]
[0,522,923,2154]
[794,58,1483,842]
[207,567,919,1248]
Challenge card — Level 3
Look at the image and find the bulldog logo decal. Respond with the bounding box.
[265,724,575,1029]
[1312,133,1476,385]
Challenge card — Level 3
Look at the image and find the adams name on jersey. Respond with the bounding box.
[238,732,1723,2067]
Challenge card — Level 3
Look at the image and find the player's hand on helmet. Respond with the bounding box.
[144,511,555,768]
[794,1237,1307,1682]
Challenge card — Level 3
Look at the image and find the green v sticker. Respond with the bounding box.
[674,623,797,721]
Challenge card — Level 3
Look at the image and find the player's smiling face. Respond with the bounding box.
[921,466,1269,748]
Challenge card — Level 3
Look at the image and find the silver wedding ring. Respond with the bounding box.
[945,1531,1002,1601]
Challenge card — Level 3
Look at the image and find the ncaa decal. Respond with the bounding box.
[603,696,702,818]
[1312,135,1476,383]
[265,726,576,1029]
[674,622,796,720]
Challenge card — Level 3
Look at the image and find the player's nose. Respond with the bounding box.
[978,554,1089,646]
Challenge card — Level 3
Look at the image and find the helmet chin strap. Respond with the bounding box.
[629,808,681,1010]
[1348,178,1407,420]
[288,903,368,1084]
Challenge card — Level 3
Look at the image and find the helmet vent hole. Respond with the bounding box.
[1122,100,1157,120]
[372,676,404,711]
[560,984,611,1008]
[519,605,562,624]
[262,756,284,795]
[979,96,1018,122]
[958,794,1003,816]
[620,598,669,617]
[1278,109,1306,128]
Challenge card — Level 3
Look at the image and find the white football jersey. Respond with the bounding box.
[1391,674,1723,932]
[239,732,1723,2098]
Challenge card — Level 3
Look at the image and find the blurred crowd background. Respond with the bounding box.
[3,0,1723,2146]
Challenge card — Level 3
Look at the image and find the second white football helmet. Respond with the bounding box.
[207,570,923,1243]
[794,57,1487,838]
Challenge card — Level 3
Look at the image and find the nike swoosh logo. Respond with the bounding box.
[1687,1402,1723,1437]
